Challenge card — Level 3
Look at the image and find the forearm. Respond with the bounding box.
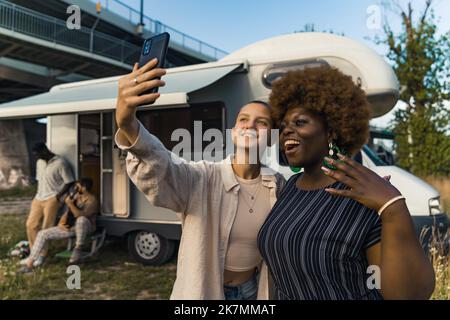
[116,117,139,147]
[379,201,435,299]
[117,121,198,213]
[126,150,192,213]
[67,203,84,218]
[115,58,165,148]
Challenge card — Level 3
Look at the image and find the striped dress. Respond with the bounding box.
[257,174,383,300]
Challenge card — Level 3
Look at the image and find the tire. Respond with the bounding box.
[127,231,175,266]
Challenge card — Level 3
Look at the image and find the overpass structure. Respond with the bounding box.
[0,0,227,103]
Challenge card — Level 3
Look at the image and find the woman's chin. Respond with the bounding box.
[286,158,304,168]
[285,152,305,168]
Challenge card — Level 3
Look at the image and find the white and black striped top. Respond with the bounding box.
[258,174,383,300]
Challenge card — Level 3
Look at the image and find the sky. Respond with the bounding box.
[114,0,450,54]
[98,0,449,127]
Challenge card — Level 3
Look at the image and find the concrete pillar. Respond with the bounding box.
[0,119,30,189]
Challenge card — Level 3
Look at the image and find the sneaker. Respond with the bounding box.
[10,240,30,258]
[17,266,33,274]
[19,257,30,266]
[69,247,82,264]
[10,248,21,257]
[33,256,45,267]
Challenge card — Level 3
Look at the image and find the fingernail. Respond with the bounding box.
[321,166,330,174]
[152,58,158,62]
[337,153,345,159]
[324,157,333,164]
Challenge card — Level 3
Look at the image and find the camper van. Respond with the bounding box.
[0,33,447,265]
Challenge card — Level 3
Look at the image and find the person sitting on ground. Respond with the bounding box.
[19,178,99,272]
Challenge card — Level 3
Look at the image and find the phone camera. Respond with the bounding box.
[143,40,151,55]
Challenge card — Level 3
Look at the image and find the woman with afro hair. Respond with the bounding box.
[257,66,435,300]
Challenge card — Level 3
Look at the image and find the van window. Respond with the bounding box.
[137,102,225,155]
[363,145,387,166]
[262,59,329,88]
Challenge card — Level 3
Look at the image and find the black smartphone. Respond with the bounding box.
[138,32,170,95]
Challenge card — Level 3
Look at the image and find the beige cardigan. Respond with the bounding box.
[116,121,285,300]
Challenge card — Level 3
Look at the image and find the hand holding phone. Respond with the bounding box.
[138,32,170,95]
[115,34,170,145]
[116,59,166,132]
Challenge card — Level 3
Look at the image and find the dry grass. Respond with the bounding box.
[430,248,449,300]
[418,177,449,299]
[421,226,450,300]
[424,176,450,214]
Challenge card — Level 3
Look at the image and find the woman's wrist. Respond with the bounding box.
[119,118,139,145]
[379,197,409,222]
[378,195,406,216]
[375,185,402,211]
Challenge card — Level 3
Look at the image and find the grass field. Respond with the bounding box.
[427,235,450,300]
[1,213,448,300]
[0,214,176,300]
[424,177,450,300]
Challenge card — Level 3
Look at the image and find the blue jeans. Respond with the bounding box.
[224,272,258,300]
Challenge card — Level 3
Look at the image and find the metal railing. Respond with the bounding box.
[0,0,141,65]
[93,0,228,60]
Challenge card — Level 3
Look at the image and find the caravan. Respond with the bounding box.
[0,33,447,265]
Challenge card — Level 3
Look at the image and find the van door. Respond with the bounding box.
[78,112,128,216]
[78,114,101,201]
[101,112,128,216]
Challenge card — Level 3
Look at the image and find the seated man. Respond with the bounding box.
[19,178,99,272]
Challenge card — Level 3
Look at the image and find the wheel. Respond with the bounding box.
[127,231,175,266]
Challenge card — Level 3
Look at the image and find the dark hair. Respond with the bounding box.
[79,178,93,192]
[269,66,371,154]
[32,142,49,154]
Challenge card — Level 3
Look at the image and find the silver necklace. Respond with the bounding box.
[239,182,261,213]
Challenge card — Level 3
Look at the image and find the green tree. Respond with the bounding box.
[378,0,450,177]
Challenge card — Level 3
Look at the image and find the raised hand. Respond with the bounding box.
[116,58,166,144]
[321,153,402,212]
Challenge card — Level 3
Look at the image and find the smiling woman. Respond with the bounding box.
[257,65,435,300]
[114,59,285,300]
[271,66,371,158]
